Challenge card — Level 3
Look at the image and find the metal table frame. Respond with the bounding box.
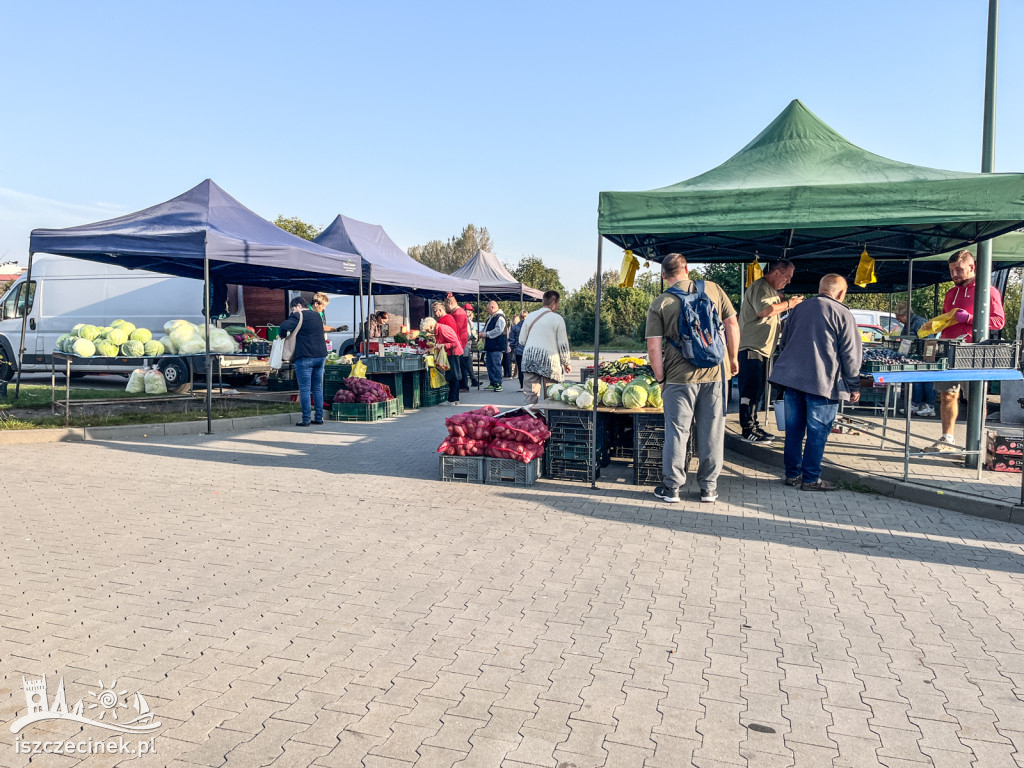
[843,368,1023,484]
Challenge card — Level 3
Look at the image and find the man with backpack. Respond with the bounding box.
[646,253,739,504]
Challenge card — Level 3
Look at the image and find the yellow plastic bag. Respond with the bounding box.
[618,250,639,288]
[745,260,763,287]
[350,360,367,378]
[429,367,446,388]
[854,249,877,288]
[917,310,958,339]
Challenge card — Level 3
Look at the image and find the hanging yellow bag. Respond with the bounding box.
[350,360,367,378]
[618,250,639,288]
[917,310,958,339]
[854,249,877,288]
[745,260,763,287]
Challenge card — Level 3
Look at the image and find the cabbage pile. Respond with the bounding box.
[545,372,667,410]
[53,318,240,358]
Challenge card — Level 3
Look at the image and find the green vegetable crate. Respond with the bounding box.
[422,384,449,407]
[267,368,296,391]
[331,401,390,422]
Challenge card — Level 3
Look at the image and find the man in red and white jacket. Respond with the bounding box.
[926,249,1005,453]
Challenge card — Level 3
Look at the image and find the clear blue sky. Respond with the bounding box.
[1,1,1021,290]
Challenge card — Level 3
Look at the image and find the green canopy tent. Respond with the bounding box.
[599,100,1024,294]
[584,100,1024,488]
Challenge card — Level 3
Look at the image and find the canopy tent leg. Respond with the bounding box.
[476,291,481,390]
[520,286,523,316]
[204,257,213,434]
[368,278,374,345]
[967,0,1000,470]
[13,252,35,399]
[591,234,603,490]
[358,272,364,354]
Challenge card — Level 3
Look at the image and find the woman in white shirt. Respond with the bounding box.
[518,290,571,404]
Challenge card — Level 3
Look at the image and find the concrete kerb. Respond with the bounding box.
[724,433,1022,524]
[0,411,298,445]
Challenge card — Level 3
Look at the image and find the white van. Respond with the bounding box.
[850,310,901,334]
[0,256,261,391]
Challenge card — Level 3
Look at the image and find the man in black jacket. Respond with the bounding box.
[280,297,328,426]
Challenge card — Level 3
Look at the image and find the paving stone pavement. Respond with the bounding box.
[2,384,1024,767]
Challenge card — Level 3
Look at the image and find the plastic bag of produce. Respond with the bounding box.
[333,389,356,403]
[144,367,167,394]
[917,309,958,339]
[209,328,236,354]
[178,337,207,355]
[491,413,550,445]
[437,436,489,456]
[351,360,367,378]
[125,368,147,394]
[486,437,543,463]
[445,412,497,440]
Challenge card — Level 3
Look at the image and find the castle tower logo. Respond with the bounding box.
[10,675,161,735]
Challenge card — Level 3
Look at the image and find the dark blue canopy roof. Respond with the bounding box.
[314,214,478,296]
[29,180,362,292]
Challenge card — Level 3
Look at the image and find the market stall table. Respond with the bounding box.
[50,351,258,427]
[844,368,1024,483]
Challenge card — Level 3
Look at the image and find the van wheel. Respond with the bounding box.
[339,341,356,356]
[159,358,192,393]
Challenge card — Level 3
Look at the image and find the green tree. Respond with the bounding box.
[274,215,322,241]
[561,288,612,347]
[506,255,564,295]
[409,224,494,274]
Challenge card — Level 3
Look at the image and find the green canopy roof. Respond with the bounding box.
[599,100,1024,289]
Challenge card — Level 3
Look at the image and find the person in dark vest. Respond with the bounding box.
[279,297,328,426]
[482,300,507,392]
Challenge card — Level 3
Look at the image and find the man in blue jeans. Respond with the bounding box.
[482,300,507,392]
[769,274,862,491]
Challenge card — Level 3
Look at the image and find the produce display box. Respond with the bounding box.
[988,431,1024,456]
[545,455,599,483]
[421,385,449,408]
[547,410,601,442]
[546,441,594,461]
[398,356,426,372]
[946,341,1020,370]
[580,367,594,384]
[267,368,296,391]
[385,397,402,417]
[484,457,542,486]
[439,455,486,484]
[330,401,390,422]
[634,463,662,487]
[241,340,271,356]
[861,360,947,373]
[985,455,1023,473]
[324,364,354,382]
[368,372,404,407]
[364,355,424,374]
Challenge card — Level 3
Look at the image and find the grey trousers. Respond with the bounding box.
[662,382,724,493]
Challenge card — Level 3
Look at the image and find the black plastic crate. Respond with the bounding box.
[241,340,271,356]
[547,441,595,461]
[545,457,599,483]
[633,463,662,486]
[947,341,1019,370]
[484,457,541,486]
[439,455,485,483]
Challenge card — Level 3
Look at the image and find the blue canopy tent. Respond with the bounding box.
[22,179,364,430]
[313,214,479,346]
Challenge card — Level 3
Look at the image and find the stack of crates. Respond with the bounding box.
[323,364,353,401]
[632,413,664,486]
[545,410,602,482]
[986,430,1024,473]
[421,369,448,407]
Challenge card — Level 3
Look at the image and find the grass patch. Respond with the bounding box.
[0,401,298,430]
[1,384,145,410]
[837,478,879,495]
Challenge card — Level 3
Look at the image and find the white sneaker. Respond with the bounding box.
[917,405,935,418]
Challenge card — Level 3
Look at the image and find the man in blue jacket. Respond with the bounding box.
[482,301,507,392]
[769,274,862,491]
